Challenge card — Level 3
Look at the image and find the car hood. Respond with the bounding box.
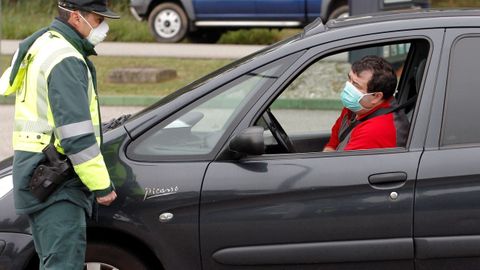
[0,156,13,176]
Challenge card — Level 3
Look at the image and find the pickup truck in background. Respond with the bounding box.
[129,0,348,43]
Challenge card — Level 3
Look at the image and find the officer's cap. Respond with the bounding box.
[58,0,120,19]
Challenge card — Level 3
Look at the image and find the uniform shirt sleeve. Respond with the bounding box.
[48,57,95,152]
[48,57,113,196]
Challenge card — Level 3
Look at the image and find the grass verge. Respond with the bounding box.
[1,0,154,42]
[1,55,231,97]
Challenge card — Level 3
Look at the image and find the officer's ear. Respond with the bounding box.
[67,10,82,28]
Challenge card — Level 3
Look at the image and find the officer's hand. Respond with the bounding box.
[96,190,117,206]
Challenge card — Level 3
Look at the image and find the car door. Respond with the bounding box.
[255,0,305,21]
[414,29,480,270]
[194,0,255,20]
[200,30,444,269]
[121,53,299,269]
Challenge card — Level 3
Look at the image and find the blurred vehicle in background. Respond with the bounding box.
[130,0,349,43]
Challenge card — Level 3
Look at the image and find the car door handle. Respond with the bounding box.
[368,172,407,187]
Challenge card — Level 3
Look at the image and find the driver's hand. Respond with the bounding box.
[323,146,336,152]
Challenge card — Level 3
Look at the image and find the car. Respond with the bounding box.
[2,9,480,270]
[129,0,349,42]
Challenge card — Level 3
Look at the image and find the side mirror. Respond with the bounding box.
[229,126,265,156]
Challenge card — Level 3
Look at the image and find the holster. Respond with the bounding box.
[29,144,75,202]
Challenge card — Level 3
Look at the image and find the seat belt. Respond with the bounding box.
[338,95,417,143]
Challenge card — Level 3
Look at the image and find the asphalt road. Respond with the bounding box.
[1,40,266,59]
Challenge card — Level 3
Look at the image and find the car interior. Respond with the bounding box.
[127,40,430,160]
[256,39,430,154]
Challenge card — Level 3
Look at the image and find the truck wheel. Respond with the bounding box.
[148,2,188,43]
[328,5,349,20]
[84,242,148,270]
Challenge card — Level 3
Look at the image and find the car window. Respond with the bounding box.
[127,54,299,161]
[441,36,480,147]
[255,40,428,154]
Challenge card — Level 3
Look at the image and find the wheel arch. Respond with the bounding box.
[87,226,164,269]
[147,0,196,21]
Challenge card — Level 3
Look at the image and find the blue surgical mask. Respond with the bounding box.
[340,81,374,112]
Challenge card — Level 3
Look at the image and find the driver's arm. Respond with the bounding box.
[323,108,349,151]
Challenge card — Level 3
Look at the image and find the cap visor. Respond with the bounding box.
[92,9,120,19]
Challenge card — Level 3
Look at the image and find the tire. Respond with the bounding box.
[85,242,149,270]
[328,5,349,20]
[148,2,188,43]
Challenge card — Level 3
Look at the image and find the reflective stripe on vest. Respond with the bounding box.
[69,143,101,166]
[9,30,110,191]
[56,120,96,141]
[11,30,101,152]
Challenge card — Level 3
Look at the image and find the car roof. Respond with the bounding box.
[303,9,480,38]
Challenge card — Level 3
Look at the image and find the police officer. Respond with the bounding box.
[0,1,119,269]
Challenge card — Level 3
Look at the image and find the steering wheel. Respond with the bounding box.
[262,109,295,153]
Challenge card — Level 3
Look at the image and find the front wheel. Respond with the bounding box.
[148,2,188,43]
[84,242,149,270]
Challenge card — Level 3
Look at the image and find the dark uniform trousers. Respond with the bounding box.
[28,201,87,270]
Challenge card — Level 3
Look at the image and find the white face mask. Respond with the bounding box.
[78,13,109,46]
[59,5,109,46]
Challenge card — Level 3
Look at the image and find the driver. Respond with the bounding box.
[323,55,409,151]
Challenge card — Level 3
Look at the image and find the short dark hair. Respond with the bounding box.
[57,6,89,21]
[351,55,397,99]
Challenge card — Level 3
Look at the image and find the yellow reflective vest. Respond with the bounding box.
[0,29,111,193]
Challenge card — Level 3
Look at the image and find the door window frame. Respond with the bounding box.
[424,29,479,150]
[440,33,480,149]
[220,30,443,161]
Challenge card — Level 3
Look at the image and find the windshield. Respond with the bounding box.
[126,52,302,161]
[127,34,302,122]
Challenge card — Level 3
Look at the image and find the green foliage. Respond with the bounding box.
[0,1,295,44]
[1,0,151,42]
[218,29,281,45]
[92,56,231,96]
[106,16,155,42]
[1,0,56,39]
[3,0,480,43]
[1,55,231,96]
[431,0,480,8]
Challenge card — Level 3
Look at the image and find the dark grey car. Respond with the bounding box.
[2,9,480,270]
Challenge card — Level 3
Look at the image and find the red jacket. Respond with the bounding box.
[325,99,408,151]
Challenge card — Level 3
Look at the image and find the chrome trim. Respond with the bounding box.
[129,7,143,21]
[195,21,302,27]
[213,238,413,265]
